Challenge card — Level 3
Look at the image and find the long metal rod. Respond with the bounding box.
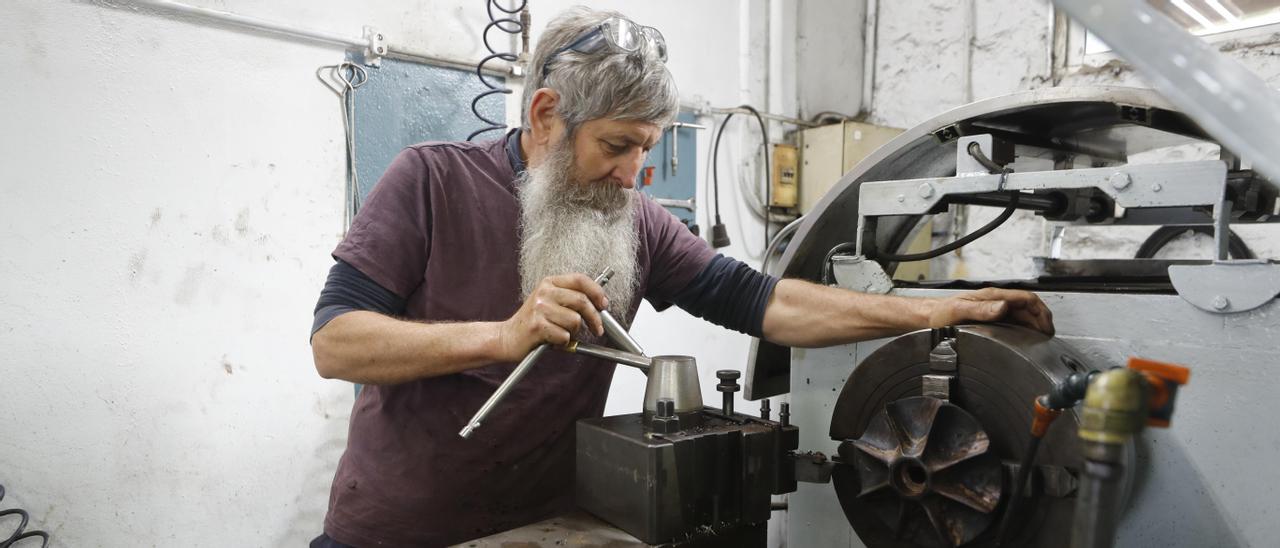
[459,269,613,439]
[1049,0,1280,182]
[125,0,510,76]
[561,341,652,372]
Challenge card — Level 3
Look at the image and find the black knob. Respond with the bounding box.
[717,369,740,416]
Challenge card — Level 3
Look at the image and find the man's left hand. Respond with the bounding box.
[929,287,1055,336]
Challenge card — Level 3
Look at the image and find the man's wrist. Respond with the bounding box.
[478,321,512,363]
[914,297,941,329]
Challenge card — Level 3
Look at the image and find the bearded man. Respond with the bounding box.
[307,7,1054,547]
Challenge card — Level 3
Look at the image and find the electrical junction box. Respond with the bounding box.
[798,121,902,215]
[772,144,799,208]
[637,111,700,231]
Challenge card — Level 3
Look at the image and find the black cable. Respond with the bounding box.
[877,143,1019,262]
[0,484,50,548]
[821,242,859,285]
[710,106,772,252]
[967,141,1004,173]
[995,435,1041,546]
[1135,225,1254,260]
[711,113,735,229]
[740,105,771,256]
[467,0,527,141]
[878,192,1020,262]
[820,141,1020,274]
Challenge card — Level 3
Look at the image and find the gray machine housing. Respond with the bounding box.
[747,87,1280,548]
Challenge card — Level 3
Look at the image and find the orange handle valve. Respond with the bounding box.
[642,166,655,186]
[1031,397,1064,438]
[1128,357,1191,428]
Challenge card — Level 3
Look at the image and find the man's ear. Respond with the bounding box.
[527,88,562,146]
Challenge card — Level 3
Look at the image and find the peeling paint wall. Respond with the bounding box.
[869,0,1280,278]
[0,0,784,545]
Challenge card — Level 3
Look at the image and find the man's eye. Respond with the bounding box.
[604,142,626,154]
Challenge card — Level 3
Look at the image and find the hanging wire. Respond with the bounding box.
[316,62,369,233]
[0,484,50,548]
[468,0,528,141]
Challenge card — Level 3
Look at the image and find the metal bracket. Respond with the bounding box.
[652,197,696,211]
[956,135,1013,176]
[831,255,894,293]
[854,159,1227,255]
[669,122,707,177]
[1169,260,1280,314]
[363,26,387,66]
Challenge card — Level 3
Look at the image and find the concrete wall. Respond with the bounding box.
[0,0,827,545]
[866,0,1280,278]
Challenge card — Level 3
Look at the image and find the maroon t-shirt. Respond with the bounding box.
[324,135,715,547]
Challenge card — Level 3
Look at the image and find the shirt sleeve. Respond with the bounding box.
[640,196,718,307]
[668,254,779,337]
[332,147,432,299]
[311,260,408,339]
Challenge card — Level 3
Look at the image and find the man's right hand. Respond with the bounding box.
[495,274,609,361]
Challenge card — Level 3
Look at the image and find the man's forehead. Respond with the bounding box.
[593,119,663,147]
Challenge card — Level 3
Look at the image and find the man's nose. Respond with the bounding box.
[610,149,647,189]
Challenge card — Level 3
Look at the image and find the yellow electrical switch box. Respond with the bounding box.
[771,144,799,208]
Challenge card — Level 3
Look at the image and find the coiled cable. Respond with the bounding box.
[467,0,529,141]
[0,484,49,548]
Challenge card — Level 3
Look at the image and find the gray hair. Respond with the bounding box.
[521,7,679,134]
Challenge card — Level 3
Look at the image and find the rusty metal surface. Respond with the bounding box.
[840,396,1002,547]
[452,511,649,548]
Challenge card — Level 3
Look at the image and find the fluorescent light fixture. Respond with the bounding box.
[1203,0,1242,24]
[1172,0,1218,31]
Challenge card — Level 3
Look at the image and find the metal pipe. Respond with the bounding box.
[599,311,645,356]
[763,216,805,275]
[126,0,510,76]
[1071,369,1147,548]
[560,341,651,372]
[459,268,614,439]
[860,0,879,117]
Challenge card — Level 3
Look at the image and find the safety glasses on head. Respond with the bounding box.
[541,16,667,79]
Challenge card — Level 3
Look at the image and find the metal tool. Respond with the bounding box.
[560,341,651,372]
[459,268,614,439]
[669,121,707,176]
[599,308,644,355]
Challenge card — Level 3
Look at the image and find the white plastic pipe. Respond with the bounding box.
[126,0,510,75]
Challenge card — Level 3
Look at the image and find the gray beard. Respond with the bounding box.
[518,138,640,323]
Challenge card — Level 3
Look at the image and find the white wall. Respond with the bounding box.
[0,0,817,546]
[867,0,1280,275]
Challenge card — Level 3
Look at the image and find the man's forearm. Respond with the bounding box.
[311,311,504,385]
[760,279,938,347]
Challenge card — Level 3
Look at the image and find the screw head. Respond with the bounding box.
[896,194,906,203]
[918,183,935,198]
[1212,295,1230,310]
[376,33,384,40]
[376,46,386,54]
[1109,172,1131,190]
[1151,183,1163,192]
